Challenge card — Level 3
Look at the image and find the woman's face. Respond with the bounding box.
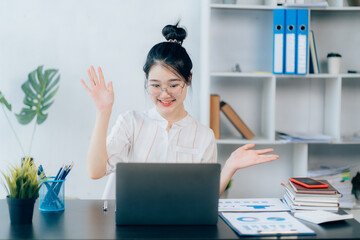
[147,64,189,118]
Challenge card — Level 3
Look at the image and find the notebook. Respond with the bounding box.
[115,162,220,225]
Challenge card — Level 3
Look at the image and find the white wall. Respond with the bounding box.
[0,0,201,199]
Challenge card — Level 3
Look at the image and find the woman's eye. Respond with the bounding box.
[150,84,160,88]
[170,84,179,88]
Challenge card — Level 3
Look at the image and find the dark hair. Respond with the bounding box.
[143,23,193,85]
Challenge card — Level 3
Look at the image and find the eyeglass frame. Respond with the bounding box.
[145,80,187,97]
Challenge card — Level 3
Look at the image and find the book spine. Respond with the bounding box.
[210,94,220,139]
[312,30,320,73]
[220,101,254,140]
[309,30,320,74]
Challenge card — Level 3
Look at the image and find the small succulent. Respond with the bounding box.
[1,157,43,199]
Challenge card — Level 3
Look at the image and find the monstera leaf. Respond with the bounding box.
[16,66,60,125]
[0,91,12,111]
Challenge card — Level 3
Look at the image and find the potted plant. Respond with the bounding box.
[1,157,44,224]
[0,65,60,160]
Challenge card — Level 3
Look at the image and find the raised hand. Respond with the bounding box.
[81,66,114,113]
[227,143,279,171]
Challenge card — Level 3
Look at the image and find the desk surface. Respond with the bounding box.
[1,199,360,240]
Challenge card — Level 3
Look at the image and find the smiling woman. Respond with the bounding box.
[145,65,189,128]
[80,22,279,199]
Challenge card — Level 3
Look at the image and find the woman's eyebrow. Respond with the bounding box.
[148,78,182,82]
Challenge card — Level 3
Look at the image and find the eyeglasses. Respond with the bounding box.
[146,81,186,97]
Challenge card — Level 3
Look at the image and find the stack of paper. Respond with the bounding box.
[283,2,328,8]
[218,198,316,236]
[294,210,353,224]
[276,131,332,143]
[218,198,290,212]
[281,180,342,212]
[220,212,315,237]
[308,167,356,209]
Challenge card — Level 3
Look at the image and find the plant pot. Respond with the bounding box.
[7,196,37,224]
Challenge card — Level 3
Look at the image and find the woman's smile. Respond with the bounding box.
[158,98,176,107]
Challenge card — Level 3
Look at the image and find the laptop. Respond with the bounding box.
[115,162,220,225]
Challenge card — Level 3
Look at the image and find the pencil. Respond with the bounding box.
[103,200,108,212]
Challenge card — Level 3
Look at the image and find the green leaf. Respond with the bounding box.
[0,91,12,111]
[44,69,58,87]
[43,86,59,105]
[1,158,42,199]
[15,109,37,124]
[36,110,48,124]
[37,65,45,86]
[46,75,60,93]
[41,101,54,111]
[23,97,36,108]
[21,82,38,100]
[16,65,60,126]
[29,70,42,93]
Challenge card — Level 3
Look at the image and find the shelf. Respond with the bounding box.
[334,140,360,144]
[204,0,360,199]
[341,74,360,78]
[341,78,360,139]
[276,74,341,79]
[210,4,274,10]
[216,137,284,145]
[210,72,360,79]
[215,138,353,145]
[210,72,273,78]
[313,7,360,11]
[210,4,360,11]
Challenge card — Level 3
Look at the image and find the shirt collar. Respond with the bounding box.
[147,107,193,128]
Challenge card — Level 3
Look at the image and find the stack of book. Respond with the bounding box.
[308,166,356,209]
[276,131,332,143]
[281,180,342,212]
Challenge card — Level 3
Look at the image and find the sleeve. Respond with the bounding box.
[200,130,217,163]
[105,111,134,175]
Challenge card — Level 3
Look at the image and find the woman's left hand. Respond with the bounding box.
[226,143,279,171]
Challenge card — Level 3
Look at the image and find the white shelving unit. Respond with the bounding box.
[200,0,360,198]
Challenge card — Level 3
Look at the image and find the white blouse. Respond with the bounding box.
[101,107,217,199]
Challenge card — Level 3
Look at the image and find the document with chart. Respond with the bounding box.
[220,212,315,236]
[218,198,290,212]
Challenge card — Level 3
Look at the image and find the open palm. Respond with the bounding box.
[81,66,114,112]
[228,143,279,170]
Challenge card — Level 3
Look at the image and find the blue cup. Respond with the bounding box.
[39,177,65,211]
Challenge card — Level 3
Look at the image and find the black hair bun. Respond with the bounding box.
[162,23,187,44]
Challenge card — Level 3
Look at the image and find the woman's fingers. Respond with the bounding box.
[98,66,106,88]
[90,65,99,85]
[240,143,255,150]
[87,69,96,87]
[255,148,274,155]
[258,154,279,163]
[108,81,113,93]
[80,79,91,93]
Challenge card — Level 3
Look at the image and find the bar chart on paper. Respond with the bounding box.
[218,198,290,212]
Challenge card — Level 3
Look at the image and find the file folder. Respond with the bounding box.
[285,9,297,74]
[296,9,309,75]
[273,9,285,74]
